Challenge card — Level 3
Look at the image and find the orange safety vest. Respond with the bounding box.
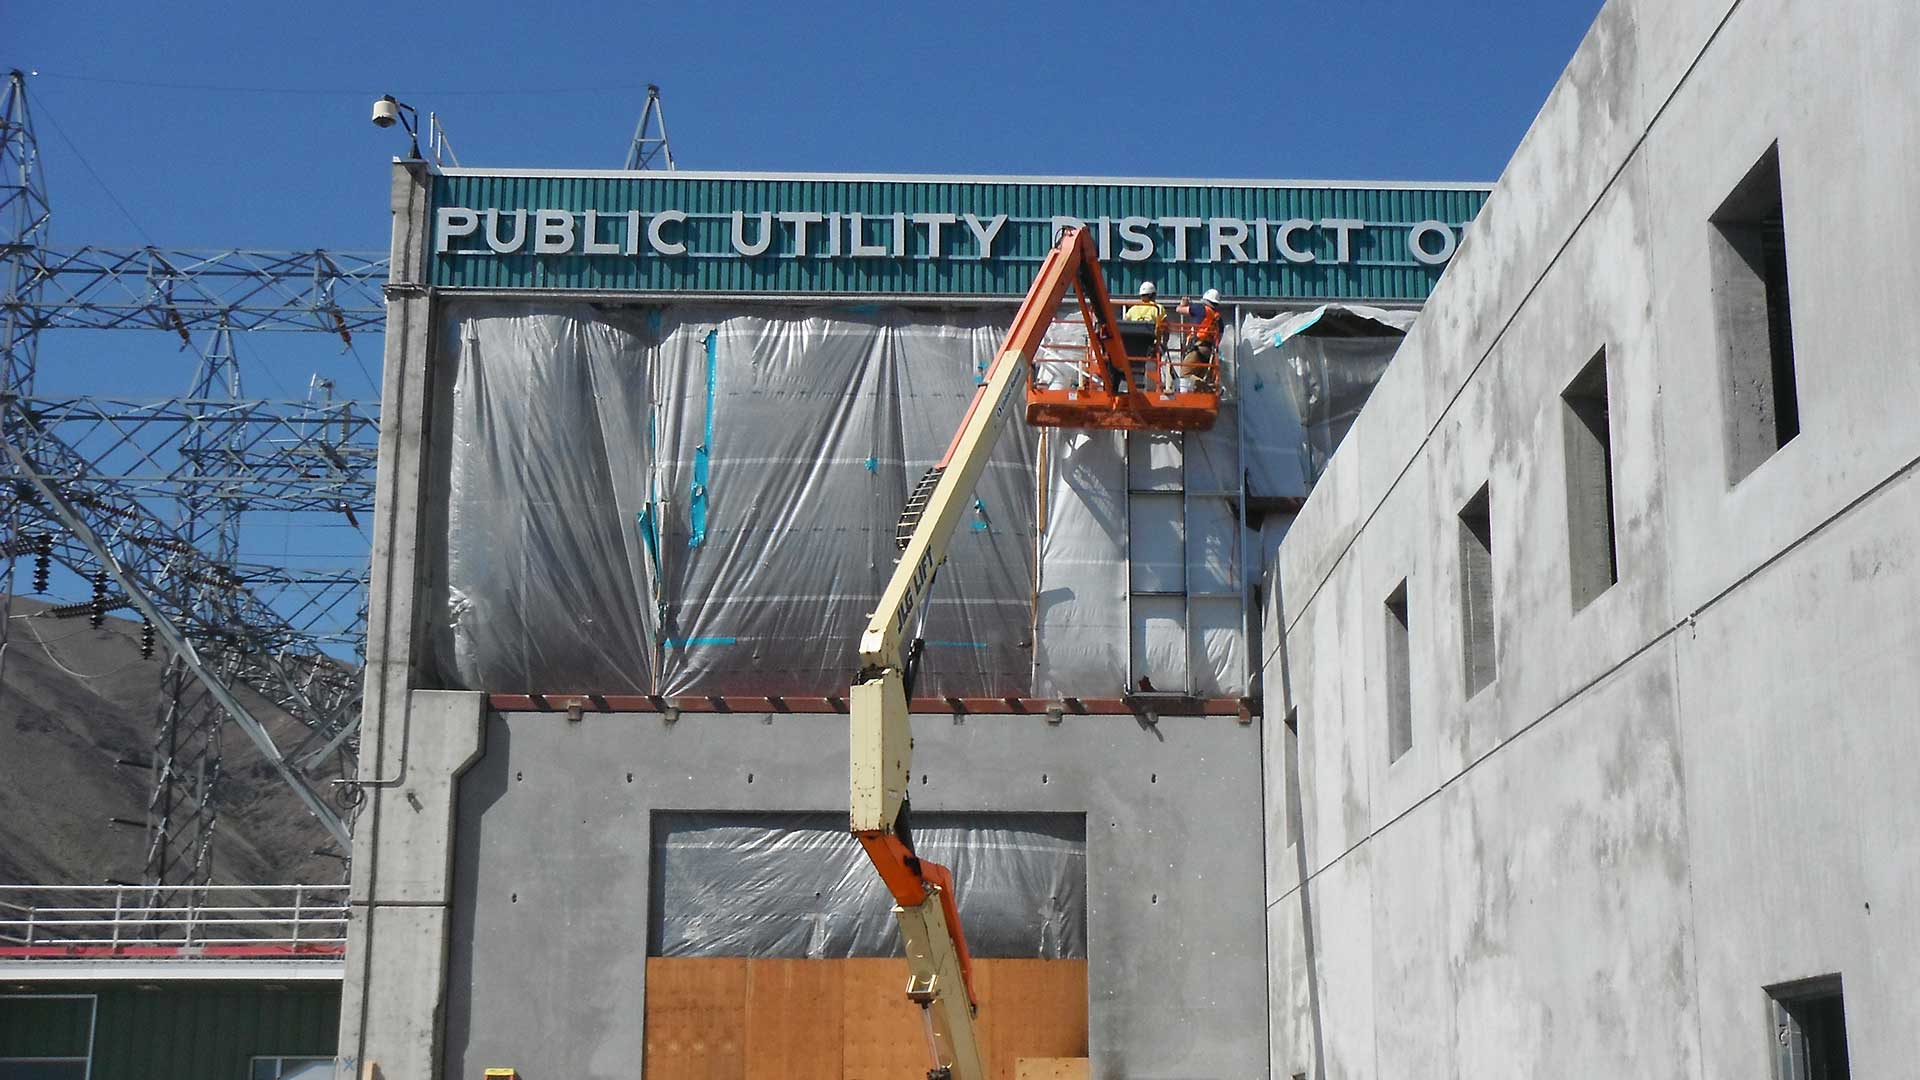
[1185,303,1222,345]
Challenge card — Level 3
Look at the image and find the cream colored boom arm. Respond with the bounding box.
[849,228,1093,1080]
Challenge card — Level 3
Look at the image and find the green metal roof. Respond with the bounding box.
[427,169,1488,302]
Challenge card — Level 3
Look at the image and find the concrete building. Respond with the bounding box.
[341,172,1479,1078]
[1261,0,1920,1077]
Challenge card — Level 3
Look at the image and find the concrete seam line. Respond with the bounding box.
[1273,443,1920,906]
[1281,0,1751,640]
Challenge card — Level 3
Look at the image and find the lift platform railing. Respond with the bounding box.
[0,884,347,959]
[1027,315,1222,433]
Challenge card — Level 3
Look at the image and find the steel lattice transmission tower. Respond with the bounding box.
[624,84,676,170]
[0,70,386,895]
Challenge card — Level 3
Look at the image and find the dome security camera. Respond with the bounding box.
[371,96,400,129]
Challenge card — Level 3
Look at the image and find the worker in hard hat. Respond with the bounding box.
[1174,288,1225,391]
[1124,281,1166,326]
[1120,282,1168,394]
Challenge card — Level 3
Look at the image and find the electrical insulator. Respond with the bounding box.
[140,618,155,659]
[89,570,108,629]
[32,534,50,593]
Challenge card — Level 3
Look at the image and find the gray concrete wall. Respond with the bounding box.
[1264,0,1920,1076]
[445,710,1266,1079]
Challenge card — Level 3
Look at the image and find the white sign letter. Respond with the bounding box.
[777,210,823,255]
[1277,219,1317,264]
[1116,216,1153,262]
[534,210,576,255]
[1157,217,1203,262]
[1407,220,1457,266]
[1208,217,1251,263]
[436,207,478,253]
[731,211,774,256]
[485,209,527,254]
[963,213,1007,259]
[912,212,957,258]
[648,209,688,256]
[849,213,888,257]
[583,210,621,255]
[1320,217,1364,264]
[625,211,643,256]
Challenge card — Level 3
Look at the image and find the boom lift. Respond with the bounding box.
[849,226,1219,1079]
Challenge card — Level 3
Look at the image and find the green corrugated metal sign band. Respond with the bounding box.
[427,171,1488,301]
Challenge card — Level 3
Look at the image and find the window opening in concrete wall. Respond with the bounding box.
[1766,975,1850,1080]
[649,811,1087,959]
[1457,482,1496,698]
[1562,350,1619,609]
[1384,579,1412,763]
[1712,144,1801,484]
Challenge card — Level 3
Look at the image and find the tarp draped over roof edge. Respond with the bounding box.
[1239,305,1411,495]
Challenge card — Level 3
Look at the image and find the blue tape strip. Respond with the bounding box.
[635,508,660,568]
[925,640,989,649]
[666,636,739,648]
[689,329,717,548]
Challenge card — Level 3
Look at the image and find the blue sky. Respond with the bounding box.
[10,0,1602,624]
[18,1,1603,252]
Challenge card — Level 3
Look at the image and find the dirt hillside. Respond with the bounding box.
[0,595,344,886]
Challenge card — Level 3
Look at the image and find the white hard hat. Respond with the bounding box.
[1139,281,1157,296]
[1202,288,1222,305]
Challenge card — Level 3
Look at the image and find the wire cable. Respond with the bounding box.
[32,71,656,99]
[16,615,151,681]
[29,96,157,246]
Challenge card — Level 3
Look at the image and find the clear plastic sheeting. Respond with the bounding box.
[1239,306,1410,496]
[649,812,1087,960]
[1033,429,1128,697]
[1034,404,1244,698]
[435,301,1035,697]
[436,304,661,692]
[434,299,1259,698]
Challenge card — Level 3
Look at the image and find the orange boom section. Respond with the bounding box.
[1020,227,1221,432]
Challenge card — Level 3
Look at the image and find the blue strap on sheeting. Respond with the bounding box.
[666,636,738,649]
[689,329,717,548]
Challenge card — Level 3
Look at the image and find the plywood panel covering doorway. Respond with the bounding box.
[644,957,1088,1080]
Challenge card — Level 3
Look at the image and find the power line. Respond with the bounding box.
[29,97,156,246]
[32,71,658,99]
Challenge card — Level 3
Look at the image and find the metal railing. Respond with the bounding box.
[0,884,347,959]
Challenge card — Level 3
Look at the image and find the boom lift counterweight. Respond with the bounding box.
[849,227,1219,1079]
